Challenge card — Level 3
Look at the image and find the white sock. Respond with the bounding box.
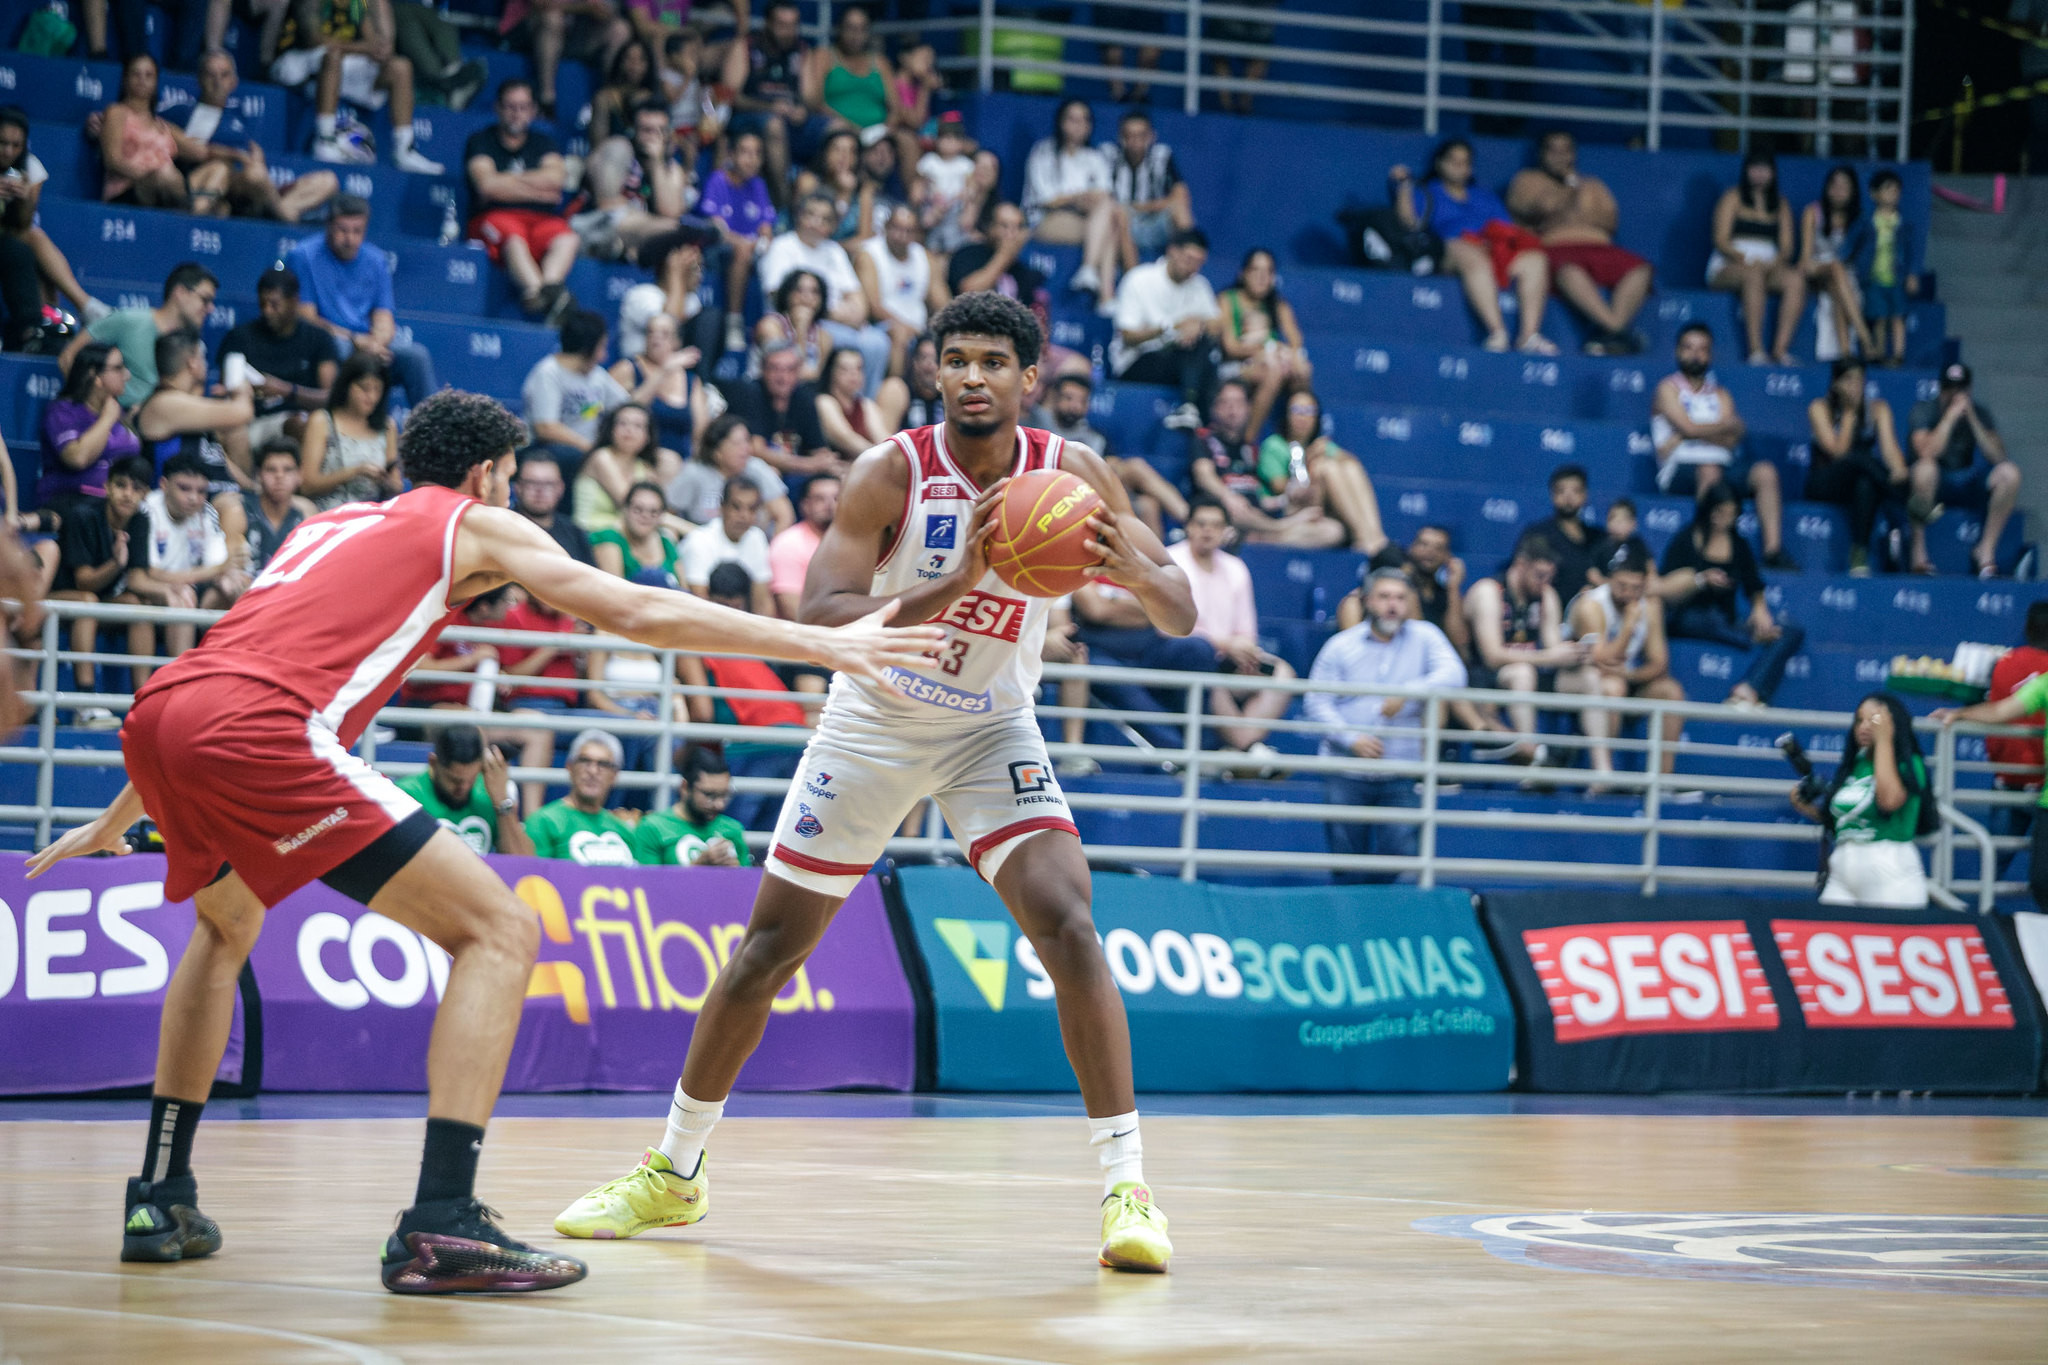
[393,126,415,154]
[315,113,337,139]
[1088,1111,1144,1195]
[657,1085,722,1177]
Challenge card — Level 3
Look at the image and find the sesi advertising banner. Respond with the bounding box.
[1482,892,2044,1093]
[0,854,916,1096]
[895,867,1517,1092]
[0,854,244,1094]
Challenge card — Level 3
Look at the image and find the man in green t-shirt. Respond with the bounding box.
[1940,676,2048,909]
[394,724,534,857]
[635,746,753,867]
[526,729,640,866]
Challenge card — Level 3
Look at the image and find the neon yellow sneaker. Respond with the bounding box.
[1098,1182,1171,1272]
[553,1149,708,1240]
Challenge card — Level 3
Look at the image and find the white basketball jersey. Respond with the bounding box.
[828,422,1064,723]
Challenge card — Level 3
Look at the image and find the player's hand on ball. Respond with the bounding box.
[26,816,134,877]
[1084,513,1149,587]
[826,598,949,682]
[957,478,1009,585]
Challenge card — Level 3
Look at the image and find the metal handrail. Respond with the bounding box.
[6,599,2009,910]
[879,0,1912,159]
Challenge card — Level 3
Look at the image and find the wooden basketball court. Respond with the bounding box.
[3,1105,2047,1361]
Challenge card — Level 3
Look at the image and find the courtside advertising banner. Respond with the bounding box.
[0,854,916,1095]
[1482,891,2046,1093]
[895,867,1516,1092]
[0,853,246,1094]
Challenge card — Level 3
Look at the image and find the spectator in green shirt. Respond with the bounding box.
[635,745,753,866]
[394,724,535,857]
[1797,692,1930,908]
[525,729,640,866]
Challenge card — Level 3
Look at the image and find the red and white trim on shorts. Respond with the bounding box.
[968,816,1079,881]
[767,845,875,878]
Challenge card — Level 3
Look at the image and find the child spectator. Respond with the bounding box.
[1851,169,1918,368]
[49,455,154,714]
[241,439,315,573]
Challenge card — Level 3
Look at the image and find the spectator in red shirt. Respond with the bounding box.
[403,585,515,709]
[1987,602,2048,846]
[680,562,815,728]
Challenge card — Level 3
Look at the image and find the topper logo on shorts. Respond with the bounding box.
[794,804,824,838]
[940,590,1027,643]
[925,515,957,548]
[882,666,992,712]
[1523,920,1779,1041]
[1415,1212,2048,1295]
[804,772,836,800]
[274,806,349,855]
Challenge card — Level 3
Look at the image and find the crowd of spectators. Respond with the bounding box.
[0,4,2010,869]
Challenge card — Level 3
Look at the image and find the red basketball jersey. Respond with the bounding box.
[137,485,477,748]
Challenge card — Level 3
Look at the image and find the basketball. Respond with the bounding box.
[986,468,1105,598]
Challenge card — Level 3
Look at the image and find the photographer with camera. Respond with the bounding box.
[1787,692,1933,908]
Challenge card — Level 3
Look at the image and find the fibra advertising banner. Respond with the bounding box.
[896,867,1516,1092]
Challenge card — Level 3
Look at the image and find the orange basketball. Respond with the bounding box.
[987,469,1106,598]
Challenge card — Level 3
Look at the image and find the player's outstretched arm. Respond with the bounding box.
[26,781,146,876]
[453,505,944,680]
[1061,443,1197,637]
[799,441,1002,628]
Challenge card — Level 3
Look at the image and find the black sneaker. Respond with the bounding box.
[541,283,577,328]
[122,1175,222,1263]
[381,1197,588,1295]
[1762,548,1799,571]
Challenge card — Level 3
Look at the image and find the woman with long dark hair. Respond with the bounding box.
[1215,248,1312,439]
[1659,479,1805,706]
[40,342,139,506]
[1391,138,1555,354]
[1804,357,1906,575]
[589,38,664,145]
[1708,149,1805,365]
[1798,165,1876,359]
[1792,691,1932,907]
[297,351,396,510]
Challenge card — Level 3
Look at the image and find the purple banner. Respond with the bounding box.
[0,854,915,1096]
[0,853,245,1095]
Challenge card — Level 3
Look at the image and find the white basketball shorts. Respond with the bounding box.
[765,707,1078,898]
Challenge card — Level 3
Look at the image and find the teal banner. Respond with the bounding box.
[895,868,1517,1092]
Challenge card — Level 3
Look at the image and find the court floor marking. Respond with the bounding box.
[0,1266,1068,1365]
[0,1300,402,1364]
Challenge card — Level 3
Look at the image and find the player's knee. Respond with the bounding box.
[201,904,264,959]
[722,924,812,998]
[1021,898,1096,969]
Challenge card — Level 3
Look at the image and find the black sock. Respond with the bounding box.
[415,1118,486,1206]
[140,1095,203,1184]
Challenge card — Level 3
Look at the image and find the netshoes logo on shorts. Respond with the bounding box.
[274,807,349,855]
[882,666,992,712]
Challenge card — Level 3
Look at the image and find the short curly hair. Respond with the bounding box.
[930,290,1042,368]
[400,390,528,489]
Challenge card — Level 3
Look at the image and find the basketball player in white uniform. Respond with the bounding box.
[557,293,1196,1271]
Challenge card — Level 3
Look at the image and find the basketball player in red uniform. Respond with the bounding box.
[26,390,944,1294]
[558,293,1198,1270]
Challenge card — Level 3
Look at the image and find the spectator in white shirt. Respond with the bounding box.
[1112,227,1220,430]
[1168,496,1296,755]
[521,308,630,478]
[1306,568,1468,883]
[1021,98,1121,315]
[855,204,940,381]
[130,450,242,663]
[769,472,838,619]
[680,475,775,615]
[758,191,892,397]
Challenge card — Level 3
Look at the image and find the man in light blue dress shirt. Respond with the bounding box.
[1305,568,1468,883]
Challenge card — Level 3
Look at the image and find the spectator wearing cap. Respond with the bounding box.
[1306,567,1467,883]
[1559,544,1684,787]
[1907,362,2019,578]
[526,729,641,866]
[287,195,441,407]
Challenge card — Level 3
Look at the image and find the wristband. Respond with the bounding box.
[497,797,518,813]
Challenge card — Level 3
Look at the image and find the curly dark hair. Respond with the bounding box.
[400,390,527,489]
[930,291,1042,368]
